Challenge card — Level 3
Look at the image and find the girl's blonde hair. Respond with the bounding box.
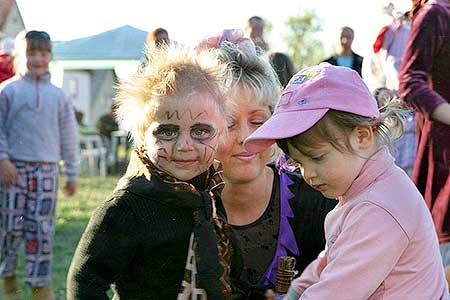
[115,45,230,148]
[277,97,410,156]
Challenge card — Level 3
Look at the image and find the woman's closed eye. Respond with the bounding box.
[250,119,266,126]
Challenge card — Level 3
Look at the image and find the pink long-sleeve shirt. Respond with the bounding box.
[289,148,449,300]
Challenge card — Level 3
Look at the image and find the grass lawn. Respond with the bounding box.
[6,175,120,299]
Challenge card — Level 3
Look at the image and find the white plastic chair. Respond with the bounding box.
[80,134,107,177]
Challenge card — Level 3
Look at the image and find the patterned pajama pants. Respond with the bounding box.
[0,161,58,286]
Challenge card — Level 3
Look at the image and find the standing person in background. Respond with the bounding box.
[196,29,336,300]
[140,27,170,68]
[0,38,15,83]
[373,10,411,92]
[147,27,170,49]
[323,26,363,76]
[268,52,296,88]
[245,16,269,53]
[96,103,118,142]
[399,0,450,284]
[0,30,80,300]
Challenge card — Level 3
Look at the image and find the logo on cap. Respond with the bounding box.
[297,97,308,106]
[289,70,319,85]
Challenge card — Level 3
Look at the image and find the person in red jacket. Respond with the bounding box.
[399,0,450,284]
[0,37,15,83]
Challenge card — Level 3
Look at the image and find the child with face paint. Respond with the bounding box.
[67,46,240,300]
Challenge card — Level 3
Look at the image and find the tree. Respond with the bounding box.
[284,10,326,69]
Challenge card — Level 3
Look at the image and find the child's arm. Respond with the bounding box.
[58,93,80,187]
[66,196,138,299]
[0,90,19,188]
[288,202,408,300]
[0,89,10,161]
[285,249,327,299]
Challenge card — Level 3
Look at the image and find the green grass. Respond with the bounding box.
[5,175,120,299]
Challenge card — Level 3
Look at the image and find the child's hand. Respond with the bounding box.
[63,181,77,196]
[0,159,19,188]
[265,289,276,300]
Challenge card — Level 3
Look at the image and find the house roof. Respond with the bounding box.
[53,25,148,61]
[0,0,14,32]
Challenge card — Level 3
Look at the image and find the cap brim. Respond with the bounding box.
[244,109,328,153]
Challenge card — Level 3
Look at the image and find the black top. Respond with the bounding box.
[67,173,238,300]
[232,167,280,287]
[218,165,337,299]
[323,51,364,76]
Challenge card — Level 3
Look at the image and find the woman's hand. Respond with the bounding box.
[0,159,19,188]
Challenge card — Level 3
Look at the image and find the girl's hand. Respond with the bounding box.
[0,159,19,188]
[265,289,276,300]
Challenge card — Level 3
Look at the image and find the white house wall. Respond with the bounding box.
[50,60,140,127]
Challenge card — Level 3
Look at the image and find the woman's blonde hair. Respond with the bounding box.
[277,97,410,156]
[218,41,281,112]
[115,45,230,147]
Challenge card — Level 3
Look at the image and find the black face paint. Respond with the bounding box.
[166,109,208,121]
[153,124,180,141]
[193,124,219,163]
[190,123,217,142]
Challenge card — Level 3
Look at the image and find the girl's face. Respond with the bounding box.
[287,130,367,199]
[26,49,52,77]
[216,95,272,184]
[145,93,223,181]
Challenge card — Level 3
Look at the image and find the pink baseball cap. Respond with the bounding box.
[244,63,380,153]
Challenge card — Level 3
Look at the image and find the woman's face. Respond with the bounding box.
[216,92,272,184]
[144,93,223,181]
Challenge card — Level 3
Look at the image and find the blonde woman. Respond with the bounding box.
[197,30,336,299]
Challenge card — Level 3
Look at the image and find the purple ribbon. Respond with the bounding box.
[260,171,300,286]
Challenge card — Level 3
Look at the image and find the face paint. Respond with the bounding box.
[145,94,223,181]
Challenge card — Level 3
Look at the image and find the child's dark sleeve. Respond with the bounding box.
[58,91,80,182]
[66,194,139,300]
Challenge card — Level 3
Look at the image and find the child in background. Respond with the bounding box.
[0,30,79,300]
[245,63,448,299]
[67,45,239,300]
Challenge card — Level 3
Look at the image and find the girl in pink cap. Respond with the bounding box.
[245,63,449,300]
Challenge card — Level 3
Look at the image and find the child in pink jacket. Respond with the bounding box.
[244,63,449,300]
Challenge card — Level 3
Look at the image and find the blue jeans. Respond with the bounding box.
[439,242,450,267]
